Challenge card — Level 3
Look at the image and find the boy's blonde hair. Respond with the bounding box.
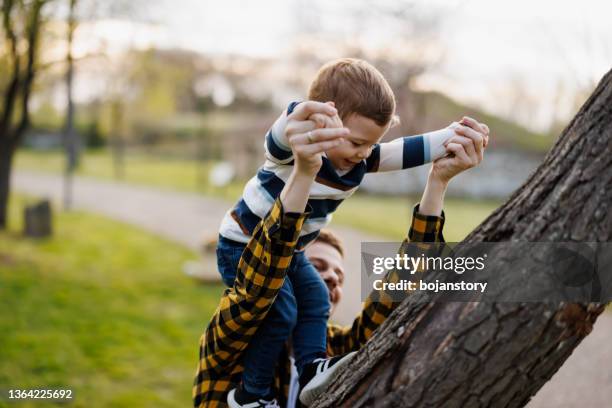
[308,58,397,127]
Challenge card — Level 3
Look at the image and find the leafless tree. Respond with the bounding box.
[0,0,48,229]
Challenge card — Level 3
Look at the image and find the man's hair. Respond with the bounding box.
[314,229,345,258]
[308,58,396,127]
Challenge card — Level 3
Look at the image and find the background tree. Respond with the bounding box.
[60,0,150,203]
[0,0,48,229]
[315,67,612,407]
[62,0,77,209]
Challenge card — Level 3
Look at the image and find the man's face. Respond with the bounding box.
[325,114,389,172]
[305,241,345,315]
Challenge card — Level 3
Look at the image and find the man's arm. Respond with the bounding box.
[326,201,446,356]
[193,198,307,406]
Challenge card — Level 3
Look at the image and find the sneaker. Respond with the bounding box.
[298,351,357,406]
[227,386,280,408]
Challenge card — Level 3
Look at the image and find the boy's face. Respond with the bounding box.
[325,114,389,171]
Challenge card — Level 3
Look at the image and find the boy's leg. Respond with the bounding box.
[216,236,246,287]
[240,277,297,396]
[290,251,331,375]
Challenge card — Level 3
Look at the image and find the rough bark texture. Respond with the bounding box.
[315,68,612,407]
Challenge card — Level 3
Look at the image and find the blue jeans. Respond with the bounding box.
[216,236,330,396]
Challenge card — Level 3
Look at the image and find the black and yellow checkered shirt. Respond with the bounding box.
[193,199,445,407]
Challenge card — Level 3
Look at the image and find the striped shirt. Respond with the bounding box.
[219,102,454,248]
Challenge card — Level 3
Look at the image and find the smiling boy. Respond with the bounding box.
[214,58,483,407]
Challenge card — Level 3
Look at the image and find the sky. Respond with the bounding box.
[71,0,612,132]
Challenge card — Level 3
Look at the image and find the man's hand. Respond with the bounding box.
[419,117,489,216]
[308,102,344,130]
[280,101,350,213]
[433,116,489,184]
[285,101,349,176]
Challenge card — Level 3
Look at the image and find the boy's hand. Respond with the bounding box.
[285,101,350,176]
[309,112,343,129]
[308,102,343,129]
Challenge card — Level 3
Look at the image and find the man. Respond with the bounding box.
[193,101,488,407]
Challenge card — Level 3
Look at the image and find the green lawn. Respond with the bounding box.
[0,195,224,407]
[15,149,501,241]
[331,193,499,242]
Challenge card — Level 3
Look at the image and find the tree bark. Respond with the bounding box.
[315,68,612,407]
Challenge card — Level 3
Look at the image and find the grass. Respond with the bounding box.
[0,195,225,407]
[332,193,500,242]
[15,149,501,241]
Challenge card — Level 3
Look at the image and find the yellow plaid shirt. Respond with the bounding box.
[193,199,445,407]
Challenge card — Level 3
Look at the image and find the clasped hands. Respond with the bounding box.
[282,100,490,179]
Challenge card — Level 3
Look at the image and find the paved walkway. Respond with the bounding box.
[13,170,611,405]
[12,170,382,325]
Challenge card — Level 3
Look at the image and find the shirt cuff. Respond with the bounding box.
[409,203,445,242]
[262,198,310,244]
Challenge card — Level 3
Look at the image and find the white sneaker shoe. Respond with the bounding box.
[298,351,357,406]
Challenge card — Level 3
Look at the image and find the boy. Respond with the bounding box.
[216,58,472,407]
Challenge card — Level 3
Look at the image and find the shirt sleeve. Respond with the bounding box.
[326,204,445,356]
[264,102,301,164]
[195,198,307,387]
[366,127,456,173]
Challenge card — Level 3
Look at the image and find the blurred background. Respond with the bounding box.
[1,0,611,406]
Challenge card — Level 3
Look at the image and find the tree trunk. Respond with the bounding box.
[0,0,45,229]
[110,100,125,180]
[315,68,612,407]
[0,142,15,229]
[63,0,79,210]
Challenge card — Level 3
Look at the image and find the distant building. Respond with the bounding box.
[361,150,544,199]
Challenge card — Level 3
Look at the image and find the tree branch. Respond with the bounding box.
[14,0,45,150]
[0,0,20,137]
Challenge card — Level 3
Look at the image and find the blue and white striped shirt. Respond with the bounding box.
[219,102,454,248]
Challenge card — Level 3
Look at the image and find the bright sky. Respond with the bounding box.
[73,0,612,131]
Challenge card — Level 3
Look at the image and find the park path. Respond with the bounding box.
[12,169,612,406]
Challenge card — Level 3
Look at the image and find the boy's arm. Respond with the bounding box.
[264,102,305,164]
[366,126,457,173]
[365,118,489,173]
